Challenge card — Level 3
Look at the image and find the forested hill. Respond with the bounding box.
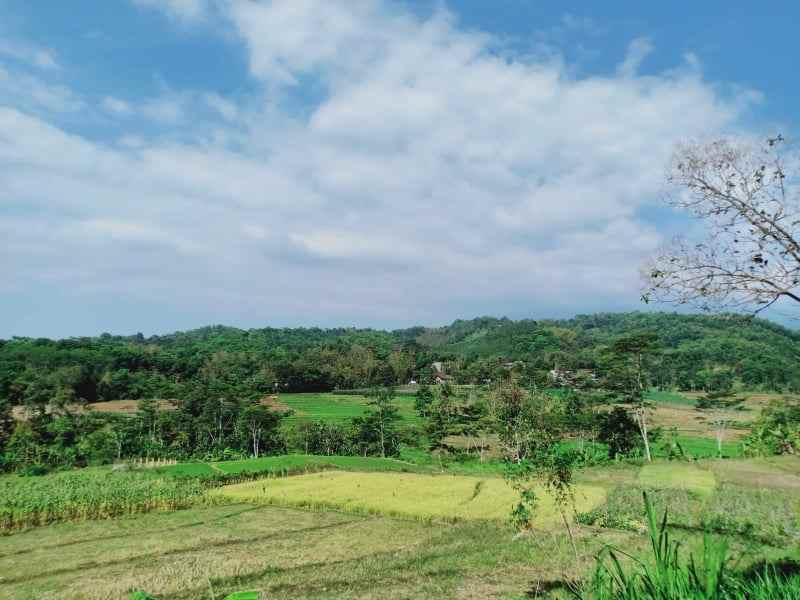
[2,312,799,402]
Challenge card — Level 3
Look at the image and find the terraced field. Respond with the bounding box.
[637,463,717,496]
[214,471,607,524]
[2,456,799,599]
[277,393,421,424]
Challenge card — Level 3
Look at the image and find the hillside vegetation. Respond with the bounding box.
[2,312,799,403]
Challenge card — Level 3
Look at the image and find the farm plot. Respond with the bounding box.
[278,393,420,424]
[215,471,606,524]
[637,463,716,496]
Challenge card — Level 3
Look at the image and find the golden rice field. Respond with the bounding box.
[214,471,606,524]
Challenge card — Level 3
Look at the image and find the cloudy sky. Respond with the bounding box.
[0,1,796,338]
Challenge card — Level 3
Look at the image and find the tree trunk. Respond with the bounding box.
[635,407,652,462]
[378,407,386,458]
[252,428,260,458]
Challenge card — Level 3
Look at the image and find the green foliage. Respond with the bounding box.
[414,383,434,417]
[494,380,579,532]
[577,478,798,547]
[3,311,800,471]
[743,398,800,455]
[598,407,642,458]
[0,468,209,530]
[577,492,800,599]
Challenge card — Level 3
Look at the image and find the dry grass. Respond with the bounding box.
[647,403,755,440]
[11,400,175,420]
[0,504,435,599]
[0,502,635,600]
[704,456,800,490]
[213,471,606,525]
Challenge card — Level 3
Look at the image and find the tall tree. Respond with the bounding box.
[239,403,280,458]
[366,387,399,458]
[494,379,579,558]
[644,135,800,315]
[605,333,660,462]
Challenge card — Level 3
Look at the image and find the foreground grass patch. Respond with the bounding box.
[637,463,716,496]
[214,471,606,524]
[0,503,596,600]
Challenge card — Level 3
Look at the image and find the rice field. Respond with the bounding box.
[214,471,607,524]
[278,393,421,424]
[637,463,717,496]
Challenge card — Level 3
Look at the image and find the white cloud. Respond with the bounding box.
[102,96,133,116]
[204,92,238,121]
[141,96,185,123]
[0,40,60,70]
[132,0,209,21]
[0,0,762,334]
[618,37,654,77]
[0,65,83,113]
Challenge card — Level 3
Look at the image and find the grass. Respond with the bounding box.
[0,503,587,599]
[158,452,514,479]
[700,483,800,544]
[207,454,429,475]
[645,389,695,406]
[158,462,219,477]
[213,470,607,524]
[1,458,798,598]
[277,393,421,424]
[579,457,800,548]
[667,435,743,458]
[637,463,717,496]
[0,468,209,531]
[2,494,795,600]
[581,492,800,599]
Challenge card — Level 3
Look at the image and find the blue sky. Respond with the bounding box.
[0,0,796,338]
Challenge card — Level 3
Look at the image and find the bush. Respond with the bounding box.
[597,407,641,458]
[743,399,800,456]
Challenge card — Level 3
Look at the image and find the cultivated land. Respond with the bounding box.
[276,393,421,424]
[0,390,795,598]
[1,455,799,599]
[213,471,606,523]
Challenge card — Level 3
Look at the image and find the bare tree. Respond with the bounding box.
[643,135,800,315]
[696,391,745,458]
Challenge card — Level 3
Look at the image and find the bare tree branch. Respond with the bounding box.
[642,135,800,315]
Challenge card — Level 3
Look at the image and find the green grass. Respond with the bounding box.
[669,435,743,458]
[213,471,607,524]
[159,462,219,477]
[578,459,800,547]
[158,453,511,480]
[278,393,421,424]
[2,458,798,598]
[0,467,209,531]
[637,463,717,496]
[208,454,429,475]
[583,491,800,599]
